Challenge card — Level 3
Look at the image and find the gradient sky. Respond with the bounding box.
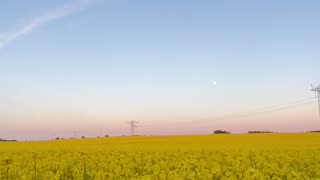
[1,0,320,140]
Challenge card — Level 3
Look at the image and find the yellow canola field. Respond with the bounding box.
[0,133,320,179]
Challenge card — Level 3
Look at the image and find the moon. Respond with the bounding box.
[211,81,217,86]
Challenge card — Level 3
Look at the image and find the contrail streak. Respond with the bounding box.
[0,0,95,48]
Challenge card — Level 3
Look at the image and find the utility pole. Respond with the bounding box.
[128,121,138,136]
[73,130,78,138]
[311,85,320,119]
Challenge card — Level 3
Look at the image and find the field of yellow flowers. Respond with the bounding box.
[1,133,320,179]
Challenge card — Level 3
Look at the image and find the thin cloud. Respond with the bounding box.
[0,0,95,48]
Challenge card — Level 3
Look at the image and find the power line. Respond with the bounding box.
[199,97,317,123]
[146,97,317,129]
[218,97,315,120]
[140,98,318,134]
[215,100,317,121]
[120,96,318,135]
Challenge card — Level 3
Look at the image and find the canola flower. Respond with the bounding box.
[0,133,319,179]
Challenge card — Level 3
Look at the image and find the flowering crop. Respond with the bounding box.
[0,133,319,179]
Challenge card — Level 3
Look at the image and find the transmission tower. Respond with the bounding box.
[128,121,138,136]
[311,84,320,119]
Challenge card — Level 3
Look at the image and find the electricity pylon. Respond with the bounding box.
[311,84,320,119]
[128,121,138,136]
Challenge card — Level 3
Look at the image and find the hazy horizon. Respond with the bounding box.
[1,0,320,140]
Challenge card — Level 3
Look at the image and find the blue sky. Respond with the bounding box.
[1,0,320,140]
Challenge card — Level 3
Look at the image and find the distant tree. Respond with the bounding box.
[0,138,17,142]
[248,131,274,134]
[213,130,230,134]
[104,135,109,137]
[56,137,60,140]
[81,136,85,139]
[306,130,320,133]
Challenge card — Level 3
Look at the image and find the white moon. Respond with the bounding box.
[211,81,217,86]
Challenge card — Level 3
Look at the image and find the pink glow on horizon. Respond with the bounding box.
[2,102,319,141]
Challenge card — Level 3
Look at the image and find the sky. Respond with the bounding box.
[1,0,320,140]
